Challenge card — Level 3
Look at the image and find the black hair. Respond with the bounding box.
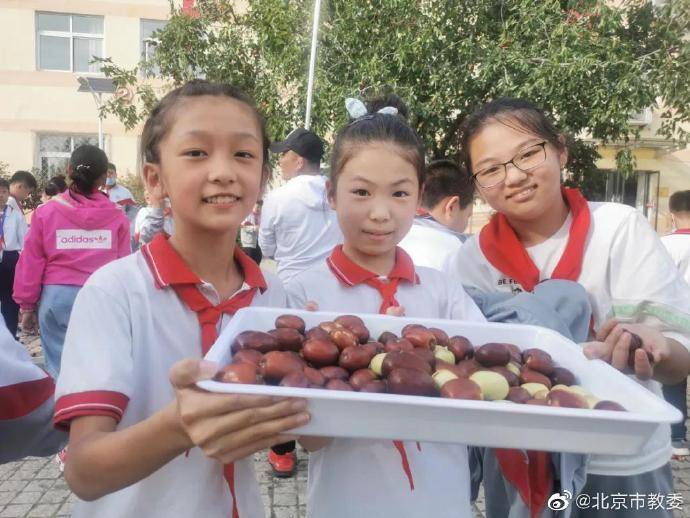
[366,94,410,121]
[9,170,37,190]
[108,162,116,172]
[141,80,270,170]
[459,98,565,174]
[44,175,68,197]
[69,145,108,195]
[330,95,425,196]
[0,178,10,190]
[669,191,690,213]
[422,159,474,210]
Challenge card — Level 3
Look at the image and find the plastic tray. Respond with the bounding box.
[198,307,681,455]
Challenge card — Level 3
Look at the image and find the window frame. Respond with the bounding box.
[36,11,105,73]
[140,18,167,76]
[36,133,103,178]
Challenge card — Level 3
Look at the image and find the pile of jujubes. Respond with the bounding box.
[215,314,626,411]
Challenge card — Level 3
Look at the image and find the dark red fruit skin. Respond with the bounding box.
[384,338,415,353]
[402,326,438,349]
[360,379,387,393]
[330,328,360,351]
[519,367,553,389]
[627,332,654,368]
[378,331,398,344]
[361,341,384,356]
[428,327,450,347]
[280,371,309,388]
[440,378,482,400]
[522,348,555,376]
[325,379,354,391]
[231,330,279,354]
[306,326,331,342]
[488,366,519,387]
[506,386,531,404]
[550,367,577,387]
[525,398,550,406]
[387,367,437,397]
[302,339,340,368]
[436,359,480,378]
[474,343,511,367]
[410,348,436,370]
[382,351,432,377]
[506,343,522,364]
[214,363,259,384]
[303,367,326,387]
[231,349,263,368]
[259,351,304,384]
[319,366,349,381]
[275,314,306,334]
[339,346,375,372]
[594,400,626,412]
[334,315,370,343]
[448,336,474,362]
[268,328,304,352]
[349,369,378,391]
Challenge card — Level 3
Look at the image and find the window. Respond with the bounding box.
[36,12,104,72]
[37,134,99,178]
[141,19,167,76]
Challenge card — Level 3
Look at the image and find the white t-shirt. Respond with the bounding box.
[446,202,690,476]
[54,238,286,518]
[285,247,484,518]
[399,217,465,271]
[259,174,342,283]
[1,202,27,251]
[661,232,690,285]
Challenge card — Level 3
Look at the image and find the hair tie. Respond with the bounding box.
[345,98,399,123]
[76,164,91,172]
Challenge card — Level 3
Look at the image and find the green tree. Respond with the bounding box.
[99,0,689,197]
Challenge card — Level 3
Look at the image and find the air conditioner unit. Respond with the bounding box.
[628,107,653,126]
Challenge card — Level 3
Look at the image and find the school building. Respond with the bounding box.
[0,0,171,181]
[0,1,687,234]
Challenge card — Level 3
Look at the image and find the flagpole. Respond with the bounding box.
[304,0,322,130]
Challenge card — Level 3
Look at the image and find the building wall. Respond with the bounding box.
[0,0,171,181]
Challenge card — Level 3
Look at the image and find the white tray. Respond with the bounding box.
[198,307,681,455]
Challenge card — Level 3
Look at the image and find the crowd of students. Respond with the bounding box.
[0,79,689,518]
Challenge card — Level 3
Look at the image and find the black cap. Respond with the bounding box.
[270,128,324,163]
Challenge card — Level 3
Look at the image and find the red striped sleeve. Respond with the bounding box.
[53,391,129,430]
[0,376,55,420]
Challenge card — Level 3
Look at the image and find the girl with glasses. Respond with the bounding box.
[445,98,690,518]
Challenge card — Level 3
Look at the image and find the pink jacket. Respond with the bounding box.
[13,190,131,309]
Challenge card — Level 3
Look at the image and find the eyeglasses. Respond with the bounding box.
[472,141,548,188]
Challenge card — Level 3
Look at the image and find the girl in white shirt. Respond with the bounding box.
[286,98,484,518]
[445,97,690,518]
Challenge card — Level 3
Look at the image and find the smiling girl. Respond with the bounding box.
[285,98,485,518]
[446,98,690,517]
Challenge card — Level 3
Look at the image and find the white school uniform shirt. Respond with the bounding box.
[5,197,27,249]
[399,216,466,271]
[259,174,343,283]
[54,235,286,518]
[285,245,484,518]
[446,201,690,477]
[1,202,27,251]
[661,231,690,285]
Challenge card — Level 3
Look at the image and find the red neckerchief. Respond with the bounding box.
[142,233,267,518]
[479,189,590,517]
[479,188,590,293]
[327,244,419,490]
[673,228,690,235]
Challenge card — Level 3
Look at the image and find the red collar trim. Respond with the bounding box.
[326,245,419,286]
[142,233,267,292]
[479,188,590,292]
[673,229,690,235]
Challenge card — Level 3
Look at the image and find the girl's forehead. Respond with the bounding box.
[167,96,260,138]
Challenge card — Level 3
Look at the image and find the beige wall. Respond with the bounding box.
[0,0,171,179]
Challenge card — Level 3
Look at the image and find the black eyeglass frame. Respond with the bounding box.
[471,141,548,189]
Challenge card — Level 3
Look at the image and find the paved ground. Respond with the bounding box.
[2,332,688,517]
